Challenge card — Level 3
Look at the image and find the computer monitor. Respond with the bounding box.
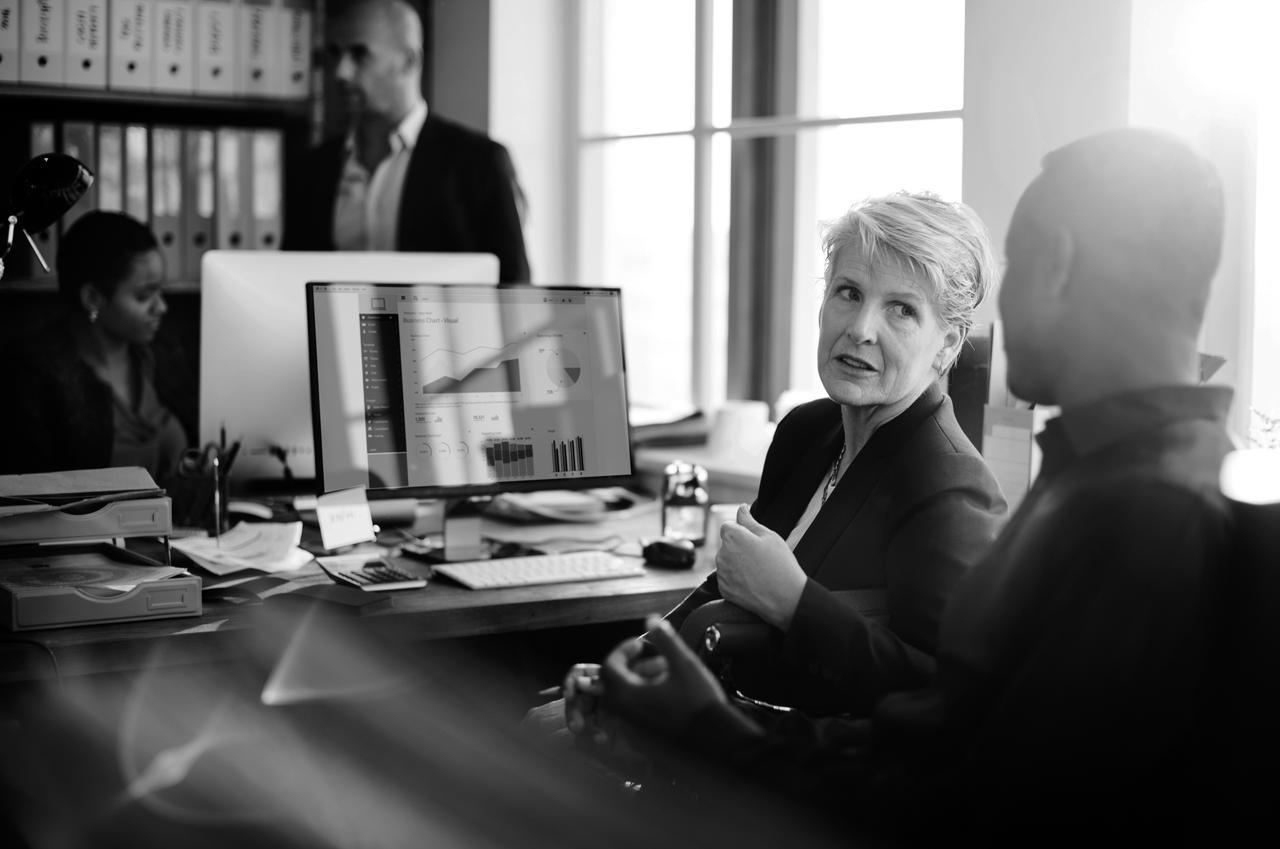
[198,251,500,489]
[305,282,633,507]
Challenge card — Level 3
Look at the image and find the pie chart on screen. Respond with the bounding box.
[546,348,581,388]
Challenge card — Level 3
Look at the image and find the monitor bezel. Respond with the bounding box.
[305,281,636,500]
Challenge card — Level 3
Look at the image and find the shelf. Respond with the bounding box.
[0,278,201,295]
[0,84,312,123]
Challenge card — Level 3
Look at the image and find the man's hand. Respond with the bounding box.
[600,616,727,737]
[715,504,807,629]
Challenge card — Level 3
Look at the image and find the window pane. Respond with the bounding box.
[788,119,964,392]
[581,0,695,136]
[711,0,735,127]
[800,0,964,119]
[583,137,695,408]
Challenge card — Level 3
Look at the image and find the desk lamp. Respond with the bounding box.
[0,153,95,282]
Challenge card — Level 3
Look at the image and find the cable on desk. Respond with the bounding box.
[0,638,62,686]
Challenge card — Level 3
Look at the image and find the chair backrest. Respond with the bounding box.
[1212,449,1280,811]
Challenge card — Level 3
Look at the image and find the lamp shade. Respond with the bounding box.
[11,152,95,234]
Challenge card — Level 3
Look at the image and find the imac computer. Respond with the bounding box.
[198,251,499,490]
[305,282,634,558]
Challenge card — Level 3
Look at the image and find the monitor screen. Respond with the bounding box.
[306,282,634,498]
[198,251,500,487]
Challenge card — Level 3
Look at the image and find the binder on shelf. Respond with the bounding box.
[249,128,282,249]
[153,0,194,93]
[181,126,216,281]
[109,0,154,92]
[59,120,98,231]
[151,125,185,278]
[26,121,57,275]
[239,0,275,97]
[123,123,150,225]
[0,0,18,84]
[18,0,65,86]
[214,126,250,249]
[194,0,236,96]
[276,0,312,100]
[64,0,107,88]
[96,123,124,212]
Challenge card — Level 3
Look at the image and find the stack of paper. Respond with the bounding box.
[172,522,313,576]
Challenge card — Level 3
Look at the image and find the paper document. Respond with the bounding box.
[0,553,188,594]
[172,522,313,576]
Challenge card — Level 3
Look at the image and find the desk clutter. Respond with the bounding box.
[0,467,201,631]
[0,466,694,630]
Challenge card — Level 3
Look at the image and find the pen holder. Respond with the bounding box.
[171,453,231,536]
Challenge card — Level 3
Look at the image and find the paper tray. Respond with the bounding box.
[0,496,172,545]
[0,543,201,631]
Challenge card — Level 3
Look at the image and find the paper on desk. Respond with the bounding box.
[172,522,314,576]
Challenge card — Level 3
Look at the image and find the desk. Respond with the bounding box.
[0,509,713,681]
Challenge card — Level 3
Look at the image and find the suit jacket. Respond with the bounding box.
[281,113,531,284]
[665,383,1006,714]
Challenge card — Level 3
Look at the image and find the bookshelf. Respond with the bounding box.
[0,0,324,453]
[0,0,322,290]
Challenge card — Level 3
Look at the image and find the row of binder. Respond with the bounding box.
[0,0,313,99]
[24,120,283,283]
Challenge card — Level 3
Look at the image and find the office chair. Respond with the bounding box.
[687,594,892,718]
[1211,448,1280,815]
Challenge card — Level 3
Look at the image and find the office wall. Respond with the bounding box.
[962,0,1133,328]
[490,0,574,284]
[1128,0,1257,438]
[431,0,491,133]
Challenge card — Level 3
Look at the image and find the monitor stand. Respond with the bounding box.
[403,497,543,564]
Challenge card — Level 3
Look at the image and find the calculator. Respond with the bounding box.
[317,555,427,592]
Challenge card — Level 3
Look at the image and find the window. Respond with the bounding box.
[577,0,965,413]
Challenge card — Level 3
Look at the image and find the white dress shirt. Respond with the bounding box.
[332,100,429,251]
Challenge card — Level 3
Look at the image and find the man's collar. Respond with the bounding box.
[1039,384,1233,460]
[342,99,430,159]
[392,99,429,151]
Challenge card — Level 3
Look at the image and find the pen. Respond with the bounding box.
[223,440,241,478]
[538,686,562,698]
[211,454,221,548]
[220,423,227,450]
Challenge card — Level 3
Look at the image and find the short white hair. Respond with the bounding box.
[821,191,997,338]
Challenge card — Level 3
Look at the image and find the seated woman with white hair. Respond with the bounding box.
[657,191,1009,717]
[528,191,1008,741]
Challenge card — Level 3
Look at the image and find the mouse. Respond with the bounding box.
[642,537,697,569]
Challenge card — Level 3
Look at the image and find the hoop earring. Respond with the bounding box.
[88,307,99,323]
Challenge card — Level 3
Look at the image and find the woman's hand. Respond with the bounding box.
[563,662,607,743]
[600,616,726,736]
[715,504,807,630]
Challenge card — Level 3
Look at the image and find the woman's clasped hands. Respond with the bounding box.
[714,505,807,630]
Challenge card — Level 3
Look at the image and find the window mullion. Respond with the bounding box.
[692,0,716,411]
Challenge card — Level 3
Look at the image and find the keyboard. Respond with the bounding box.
[432,550,645,590]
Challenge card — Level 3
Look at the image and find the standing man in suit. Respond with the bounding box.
[282,0,531,284]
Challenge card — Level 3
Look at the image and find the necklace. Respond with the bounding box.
[821,442,846,506]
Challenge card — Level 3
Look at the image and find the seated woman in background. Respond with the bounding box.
[531,192,1008,741]
[0,211,187,482]
[659,192,1008,716]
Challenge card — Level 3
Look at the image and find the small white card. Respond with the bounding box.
[315,487,377,551]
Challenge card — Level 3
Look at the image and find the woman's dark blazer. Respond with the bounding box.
[664,382,1007,714]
